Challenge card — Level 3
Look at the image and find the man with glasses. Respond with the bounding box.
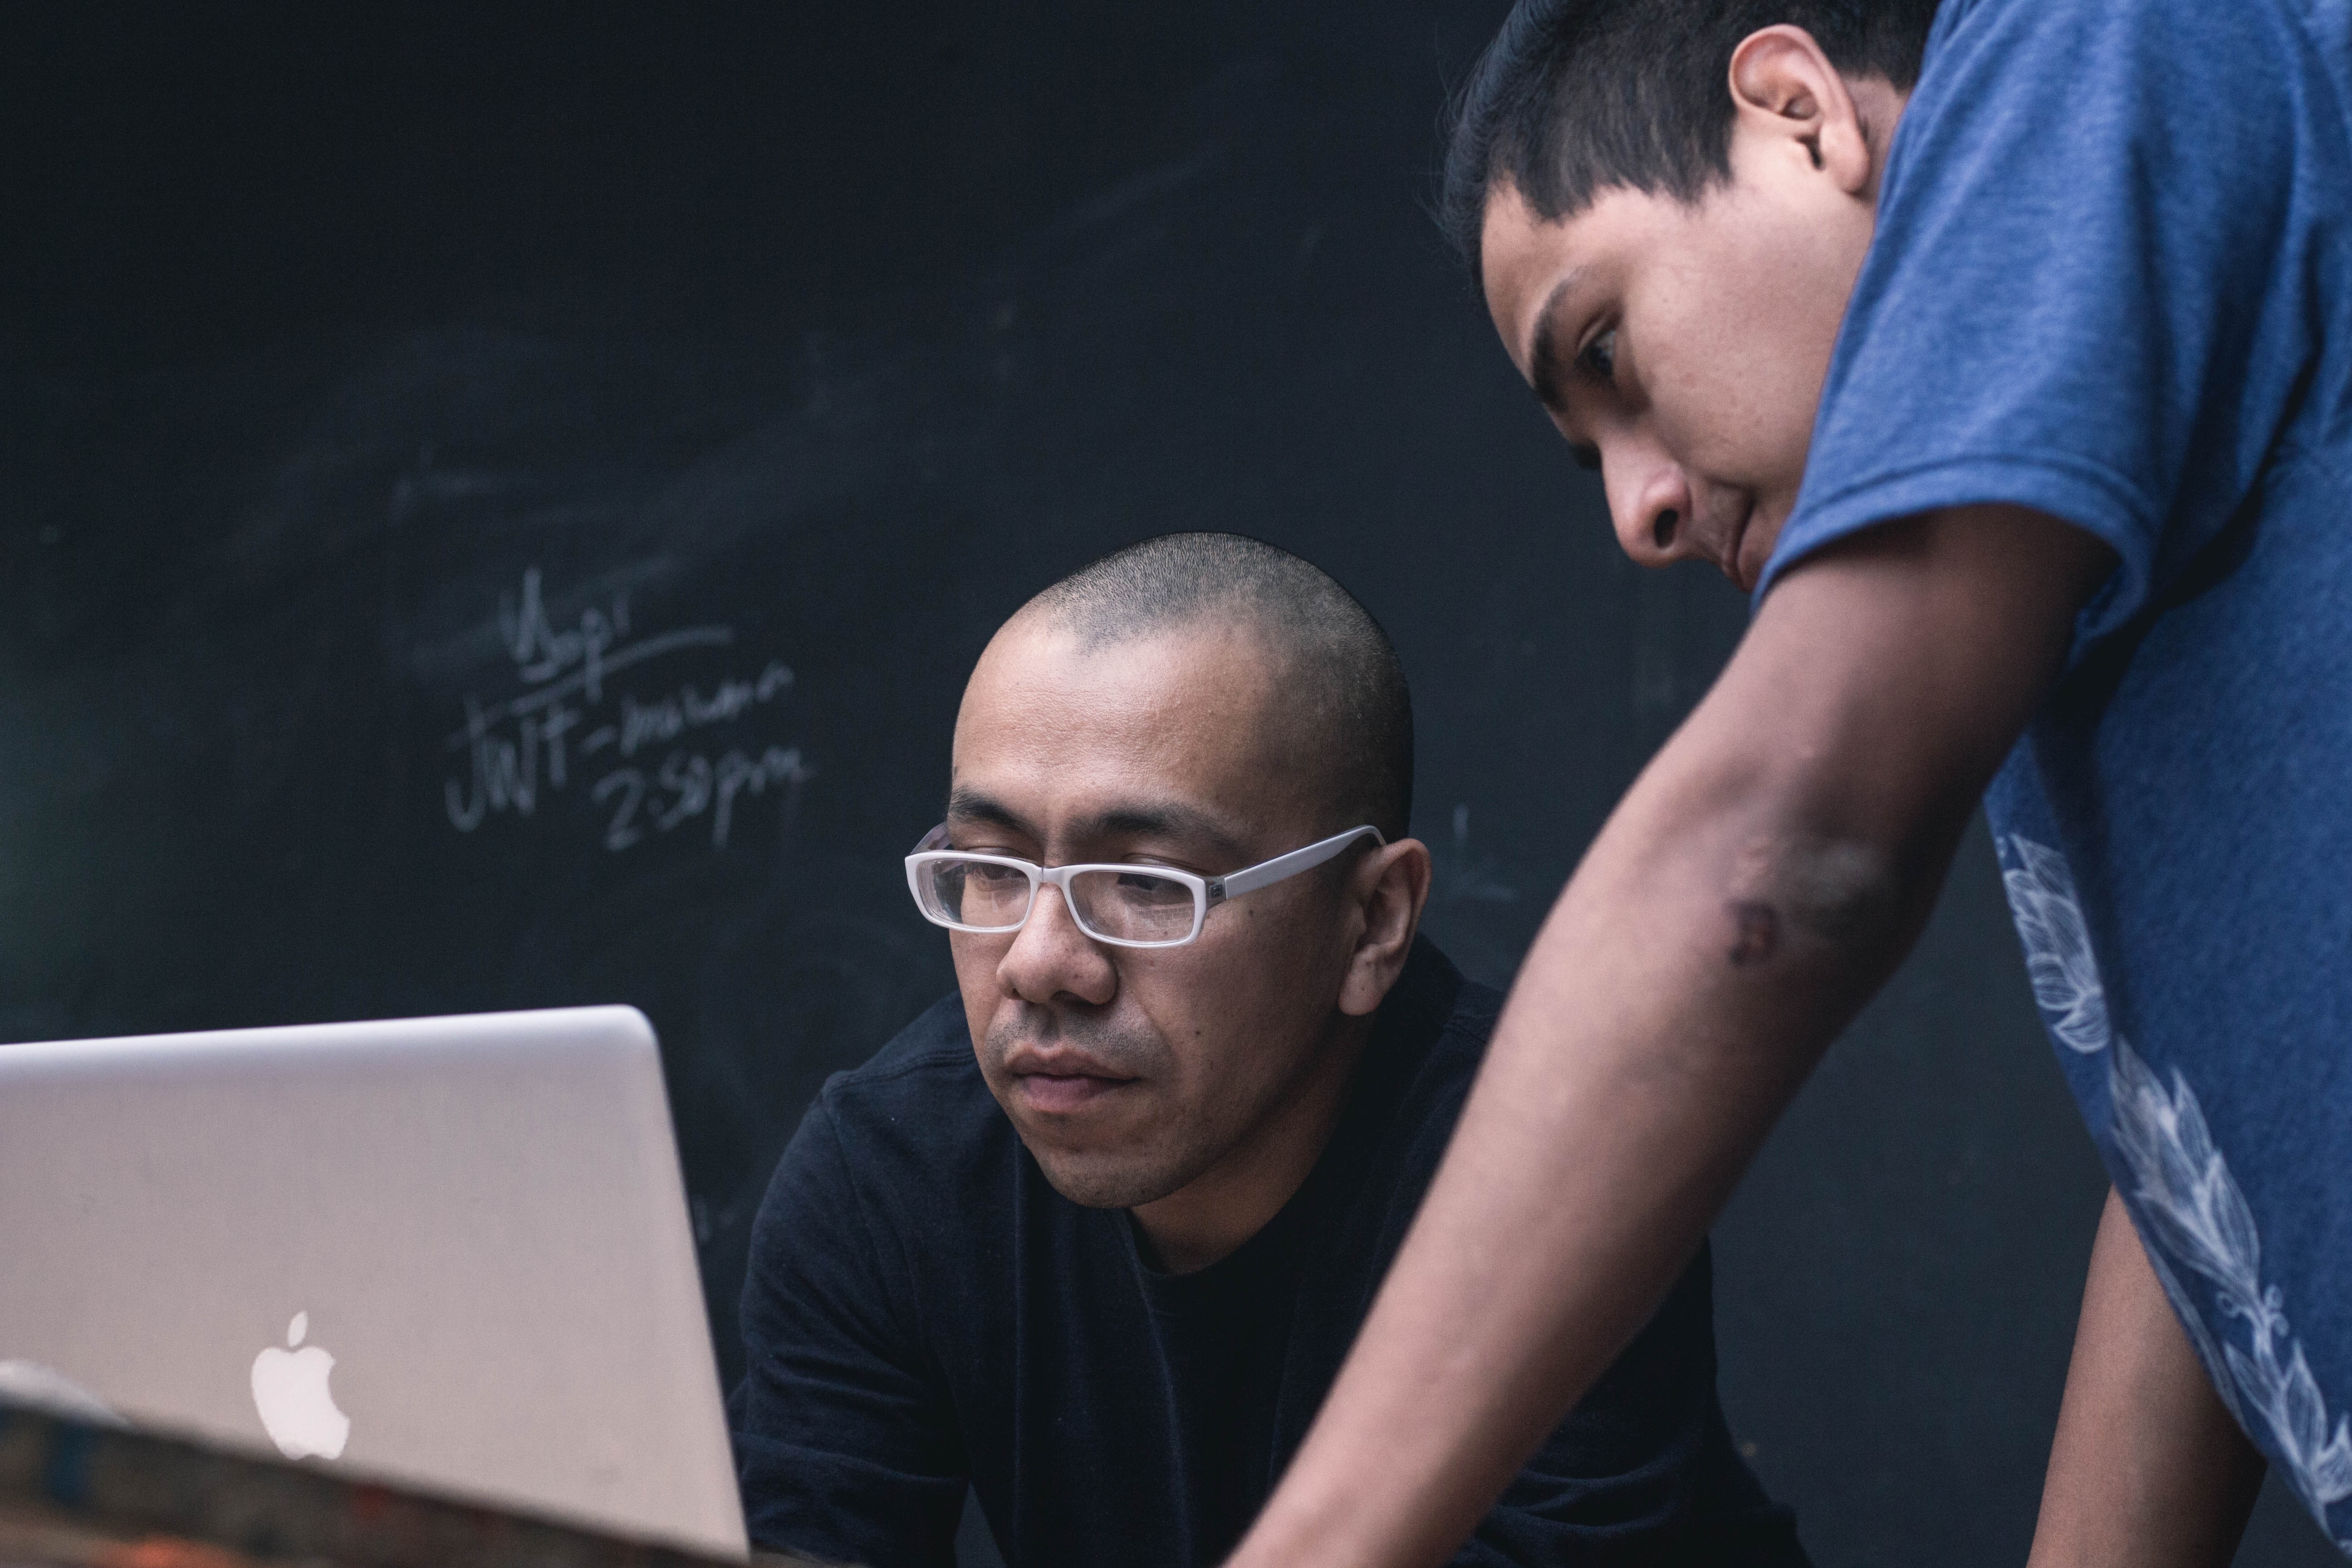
[730,533,1805,1568]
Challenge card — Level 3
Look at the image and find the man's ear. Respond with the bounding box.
[1337,838,1434,1019]
[1727,25,1883,200]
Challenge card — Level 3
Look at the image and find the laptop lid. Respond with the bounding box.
[0,1005,746,1558]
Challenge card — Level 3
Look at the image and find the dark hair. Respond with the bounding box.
[1439,0,1941,276]
[1024,532,1415,843]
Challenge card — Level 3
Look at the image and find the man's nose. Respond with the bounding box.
[996,882,1118,1007]
[1604,445,1698,570]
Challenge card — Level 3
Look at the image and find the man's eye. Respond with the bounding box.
[1579,328,1618,381]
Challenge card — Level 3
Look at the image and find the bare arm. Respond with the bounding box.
[1225,505,2115,1568]
[2028,1187,2265,1568]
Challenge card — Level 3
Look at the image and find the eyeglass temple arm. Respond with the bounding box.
[1211,825,1385,902]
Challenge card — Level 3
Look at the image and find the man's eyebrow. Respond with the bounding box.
[945,788,1037,838]
[942,792,1251,863]
[1525,270,1582,414]
[1078,802,1250,864]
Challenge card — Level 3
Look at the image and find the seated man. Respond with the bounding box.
[731,532,1803,1568]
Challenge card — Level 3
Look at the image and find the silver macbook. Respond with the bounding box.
[0,1005,747,1558]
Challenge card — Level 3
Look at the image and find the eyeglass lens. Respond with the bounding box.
[921,859,1034,929]
[919,859,1199,943]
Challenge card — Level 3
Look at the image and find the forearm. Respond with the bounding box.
[2028,1188,2264,1568]
[1228,508,2112,1568]
[1225,671,1945,1568]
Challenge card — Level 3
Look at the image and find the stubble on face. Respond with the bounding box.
[979,1006,1233,1209]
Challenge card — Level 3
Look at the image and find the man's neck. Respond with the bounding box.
[1129,1012,1373,1275]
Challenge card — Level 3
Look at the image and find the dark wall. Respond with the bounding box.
[0,6,2330,1563]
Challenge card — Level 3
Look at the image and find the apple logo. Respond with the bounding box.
[249,1311,350,1461]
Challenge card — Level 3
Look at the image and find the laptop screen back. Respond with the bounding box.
[0,1006,745,1558]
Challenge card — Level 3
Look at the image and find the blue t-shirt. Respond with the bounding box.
[1757,0,2352,1544]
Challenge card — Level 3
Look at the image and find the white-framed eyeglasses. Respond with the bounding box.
[905,823,1386,949]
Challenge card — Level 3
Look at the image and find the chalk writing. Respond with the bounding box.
[592,745,816,851]
[443,567,813,852]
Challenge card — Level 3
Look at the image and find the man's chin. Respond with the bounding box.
[1023,1142,1186,1211]
[1733,502,1792,590]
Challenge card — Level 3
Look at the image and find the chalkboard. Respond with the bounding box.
[0,5,2332,1563]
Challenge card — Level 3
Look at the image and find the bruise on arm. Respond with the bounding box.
[1725,901,1779,966]
[1721,832,1902,969]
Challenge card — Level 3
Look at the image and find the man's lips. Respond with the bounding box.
[1012,1070,1135,1114]
[1003,1050,1138,1115]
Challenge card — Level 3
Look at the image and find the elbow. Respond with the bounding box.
[1718,831,1915,976]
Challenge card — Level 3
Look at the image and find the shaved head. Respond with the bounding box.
[1016,533,1413,842]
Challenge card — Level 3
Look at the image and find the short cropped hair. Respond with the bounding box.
[1024,533,1414,843]
[1440,0,1941,276]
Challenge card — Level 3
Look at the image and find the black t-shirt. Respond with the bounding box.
[732,939,1808,1568]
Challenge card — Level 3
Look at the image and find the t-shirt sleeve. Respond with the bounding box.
[731,1094,967,1568]
[1757,0,2319,644]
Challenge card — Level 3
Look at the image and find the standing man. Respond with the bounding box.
[1224,1,2352,1566]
